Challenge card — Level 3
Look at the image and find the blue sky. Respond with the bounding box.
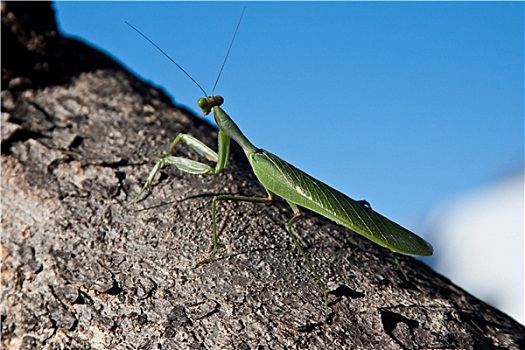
[55,2,523,252]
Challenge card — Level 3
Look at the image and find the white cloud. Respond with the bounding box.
[429,172,524,324]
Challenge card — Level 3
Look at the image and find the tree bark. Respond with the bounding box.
[2,2,523,349]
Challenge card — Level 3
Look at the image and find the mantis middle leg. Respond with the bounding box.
[200,194,330,323]
[197,192,274,266]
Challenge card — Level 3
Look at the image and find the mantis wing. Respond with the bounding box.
[248,150,433,257]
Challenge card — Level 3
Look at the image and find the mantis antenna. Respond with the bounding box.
[211,7,245,95]
[125,21,207,96]
[125,7,245,98]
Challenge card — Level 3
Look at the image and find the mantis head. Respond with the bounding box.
[198,96,224,115]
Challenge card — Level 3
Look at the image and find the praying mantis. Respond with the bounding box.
[127,12,433,323]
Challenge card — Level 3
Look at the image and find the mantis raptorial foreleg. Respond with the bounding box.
[129,130,230,204]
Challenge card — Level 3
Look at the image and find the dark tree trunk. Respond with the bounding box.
[2,2,523,349]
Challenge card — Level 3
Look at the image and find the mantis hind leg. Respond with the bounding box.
[199,194,330,323]
[285,202,329,324]
[392,253,410,282]
[196,193,273,266]
[356,200,410,280]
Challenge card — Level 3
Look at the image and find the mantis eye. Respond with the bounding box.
[197,97,211,115]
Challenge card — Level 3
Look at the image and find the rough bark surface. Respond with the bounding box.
[2,2,524,349]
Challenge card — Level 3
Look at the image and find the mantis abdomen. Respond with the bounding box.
[249,150,433,256]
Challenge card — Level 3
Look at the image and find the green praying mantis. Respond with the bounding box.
[127,12,433,323]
